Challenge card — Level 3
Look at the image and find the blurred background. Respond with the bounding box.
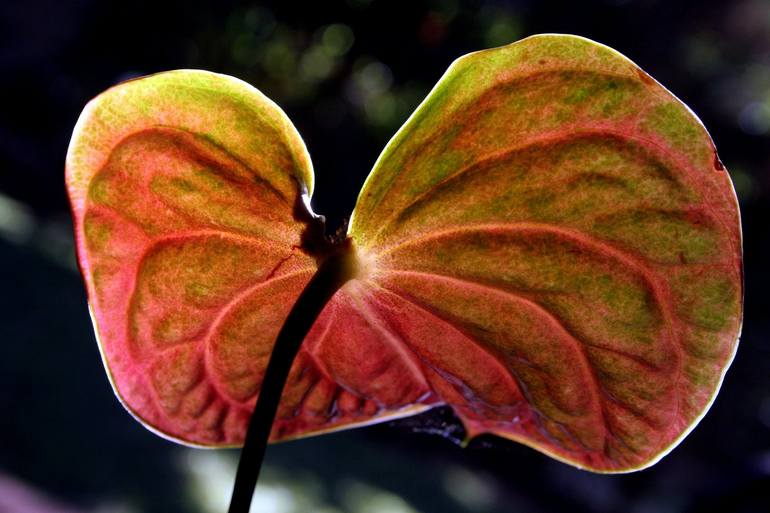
[1,0,769,512]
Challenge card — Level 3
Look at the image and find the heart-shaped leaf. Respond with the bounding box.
[67,35,742,472]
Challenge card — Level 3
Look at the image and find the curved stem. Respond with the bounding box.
[227,244,358,513]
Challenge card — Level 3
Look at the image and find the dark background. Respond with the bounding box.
[1,0,769,512]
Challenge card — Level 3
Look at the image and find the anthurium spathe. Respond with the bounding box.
[66,34,742,475]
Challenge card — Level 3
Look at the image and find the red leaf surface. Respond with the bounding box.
[67,35,742,472]
[67,70,318,445]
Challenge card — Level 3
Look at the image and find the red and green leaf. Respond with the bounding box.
[349,34,742,471]
[66,70,320,445]
[67,35,742,472]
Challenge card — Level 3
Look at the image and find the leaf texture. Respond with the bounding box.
[67,35,743,472]
[68,71,332,445]
[348,34,742,471]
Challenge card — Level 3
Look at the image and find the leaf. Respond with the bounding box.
[348,35,742,471]
[67,35,742,473]
[66,70,324,445]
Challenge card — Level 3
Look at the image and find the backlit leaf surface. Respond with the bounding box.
[348,35,742,471]
[67,35,742,472]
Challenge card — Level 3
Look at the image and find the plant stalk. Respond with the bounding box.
[227,243,358,513]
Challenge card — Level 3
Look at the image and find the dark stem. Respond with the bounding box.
[227,243,358,513]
